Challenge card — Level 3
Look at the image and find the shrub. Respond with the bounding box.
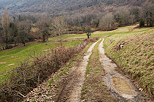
[140,19,145,27]
[0,38,98,102]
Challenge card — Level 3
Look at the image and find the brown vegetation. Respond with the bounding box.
[52,17,68,46]
[1,7,10,49]
[0,38,97,102]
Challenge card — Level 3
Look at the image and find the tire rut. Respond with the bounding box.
[98,39,151,102]
[56,39,101,102]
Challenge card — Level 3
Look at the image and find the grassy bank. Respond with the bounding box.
[104,27,154,96]
[0,38,84,77]
[81,40,116,102]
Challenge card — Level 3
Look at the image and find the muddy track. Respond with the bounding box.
[55,39,101,102]
[26,39,151,102]
[98,39,151,102]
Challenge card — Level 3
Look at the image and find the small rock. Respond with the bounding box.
[81,99,85,102]
[142,95,146,97]
[83,53,87,56]
[120,45,124,48]
[139,88,143,91]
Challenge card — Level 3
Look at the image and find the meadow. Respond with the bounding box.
[0,25,153,76]
[0,38,83,77]
[0,28,122,77]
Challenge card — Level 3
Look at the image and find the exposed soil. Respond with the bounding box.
[26,38,152,102]
[7,63,15,66]
[55,39,101,102]
[0,62,6,64]
[43,49,50,52]
[81,40,116,102]
[26,40,100,102]
[99,39,151,102]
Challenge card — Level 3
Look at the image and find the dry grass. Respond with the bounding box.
[0,38,98,102]
[104,30,154,97]
[25,38,95,102]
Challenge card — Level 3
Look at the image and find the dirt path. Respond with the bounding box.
[56,39,101,102]
[98,39,150,102]
[26,39,151,102]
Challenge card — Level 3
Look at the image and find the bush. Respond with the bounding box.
[0,38,98,102]
[140,19,145,27]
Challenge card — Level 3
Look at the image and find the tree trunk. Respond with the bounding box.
[6,43,8,49]
[59,34,62,46]
[43,34,45,42]
[60,39,62,46]
[5,37,9,49]
[87,33,89,39]
[14,41,17,46]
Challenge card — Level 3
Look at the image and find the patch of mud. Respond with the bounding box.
[63,38,85,42]
[99,39,151,102]
[56,39,101,102]
[112,76,133,97]
[0,62,6,64]
[43,49,50,52]
[7,63,15,66]
[11,56,15,58]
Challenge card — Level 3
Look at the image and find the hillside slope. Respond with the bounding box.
[104,26,154,97]
[0,0,151,16]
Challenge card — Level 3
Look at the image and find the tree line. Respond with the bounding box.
[0,8,69,50]
[66,2,153,30]
[0,2,153,50]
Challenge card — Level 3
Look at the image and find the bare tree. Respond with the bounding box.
[99,13,116,31]
[9,22,18,46]
[52,17,68,46]
[84,26,92,39]
[114,6,134,26]
[18,30,28,46]
[129,6,141,22]
[141,2,154,27]
[17,20,31,46]
[1,7,10,49]
[36,16,50,42]
[0,20,4,50]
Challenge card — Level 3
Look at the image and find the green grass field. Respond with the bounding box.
[0,29,119,77]
[0,38,84,77]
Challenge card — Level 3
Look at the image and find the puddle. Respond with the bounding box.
[112,76,133,95]
[98,39,150,102]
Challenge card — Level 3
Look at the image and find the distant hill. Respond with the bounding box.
[0,0,152,16]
